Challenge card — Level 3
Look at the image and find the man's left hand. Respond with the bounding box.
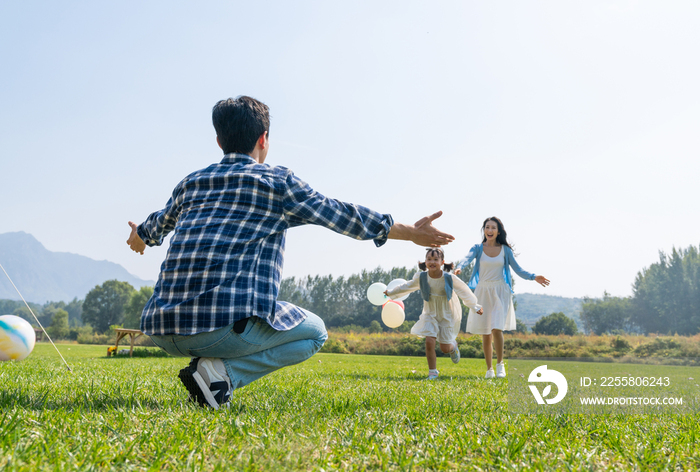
[127,221,146,255]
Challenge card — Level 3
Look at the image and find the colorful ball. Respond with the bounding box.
[0,315,36,361]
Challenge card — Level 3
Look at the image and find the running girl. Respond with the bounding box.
[386,248,482,380]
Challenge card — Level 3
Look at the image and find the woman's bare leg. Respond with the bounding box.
[492,329,504,364]
[482,334,493,370]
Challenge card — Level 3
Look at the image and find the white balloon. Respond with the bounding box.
[0,315,36,362]
[366,282,389,306]
[381,301,405,328]
[386,278,409,301]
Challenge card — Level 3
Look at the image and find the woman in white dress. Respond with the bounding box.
[386,248,482,380]
[455,217,550,379]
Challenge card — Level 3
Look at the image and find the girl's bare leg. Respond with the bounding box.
[426,337,437,370]
[439,342,455,354]
[482,334,493,370]
[492,329,504,364]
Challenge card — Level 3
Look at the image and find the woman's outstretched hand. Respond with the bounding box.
[535,275,550,287]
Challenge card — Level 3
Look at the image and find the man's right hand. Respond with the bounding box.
[412,211,454,247]
[387,211,455,247]
[127,221,146,255]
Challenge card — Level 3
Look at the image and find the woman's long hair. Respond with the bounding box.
[418,247,455,272]
[481,216,513,249]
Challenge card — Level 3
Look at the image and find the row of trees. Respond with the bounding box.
[581,245,700,335]
[2,281,153,338]
[279,265,585,335]
[5,260,583,338]
[279,264,477,331]
[20,242,700,338]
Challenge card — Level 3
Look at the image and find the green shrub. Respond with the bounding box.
[464,335,483,349]
[523,338,551,350]
[611,335,632,351]
[108,347,170,358]
[505,338,523,350]
[319,330,700,360]
[395,320,416,333]
[368,320,382,334]
[321,337,349,354]
[396,336,425,356]
[634,337,682,357]
[460,345,479,358]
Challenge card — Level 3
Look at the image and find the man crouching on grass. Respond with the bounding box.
[127,96,454,409]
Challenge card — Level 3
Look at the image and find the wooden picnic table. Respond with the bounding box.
[110,328,145,357]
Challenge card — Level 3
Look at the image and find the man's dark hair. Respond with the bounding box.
[212,96,270,155]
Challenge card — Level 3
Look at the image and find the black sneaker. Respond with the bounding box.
[178,357,232,410]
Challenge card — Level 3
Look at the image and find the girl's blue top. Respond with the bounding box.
[455,244,536,292]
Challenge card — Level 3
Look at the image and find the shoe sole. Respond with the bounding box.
[178,361,220,410]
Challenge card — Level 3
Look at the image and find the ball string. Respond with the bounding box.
[0,261,72,371]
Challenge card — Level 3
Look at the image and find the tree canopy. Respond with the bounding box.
[532,312,578,336]
[581,292,633,335]
[82,280,136,333]
[632,245,700,335]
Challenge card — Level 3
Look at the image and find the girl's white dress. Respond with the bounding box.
[466,246,516,334]
[386,271,481,345]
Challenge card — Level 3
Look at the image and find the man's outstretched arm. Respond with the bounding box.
[387,211,454,247]
[282,171,454,248]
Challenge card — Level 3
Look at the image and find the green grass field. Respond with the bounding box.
[1,344,700,471]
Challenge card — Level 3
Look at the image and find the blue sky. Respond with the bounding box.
[1,1,699,299]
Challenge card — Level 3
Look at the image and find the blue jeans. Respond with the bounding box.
[150,310,327,390]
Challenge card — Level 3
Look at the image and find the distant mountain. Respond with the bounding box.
[0,232,154,304]
[514,292,583,329]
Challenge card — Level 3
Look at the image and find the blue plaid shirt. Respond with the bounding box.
[137,153,393,336]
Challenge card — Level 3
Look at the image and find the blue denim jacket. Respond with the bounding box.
[455,244,536,292]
